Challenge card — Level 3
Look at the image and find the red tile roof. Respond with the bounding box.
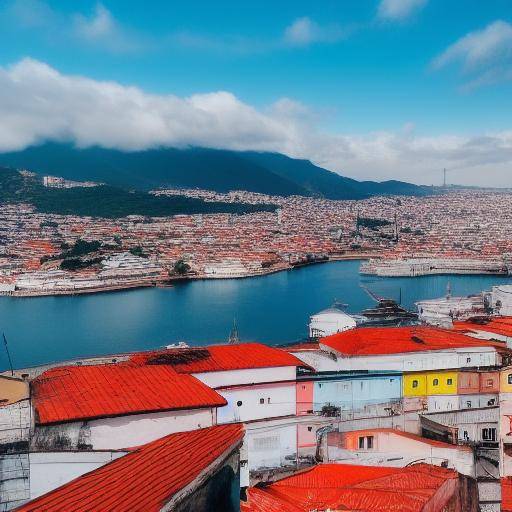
[453,316,512,338]
[16,424,244,512]
[32,364,227,425]
[320,326,504,356]
[129,342,310,373]
[242,463,459,512]
[503,477,512,512]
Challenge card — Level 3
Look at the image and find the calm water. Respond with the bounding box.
[0,260,511,370]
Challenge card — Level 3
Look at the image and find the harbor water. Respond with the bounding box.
[0,260,511,370]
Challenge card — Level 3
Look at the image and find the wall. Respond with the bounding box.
[88,408,215,450]
[30,451,126,499]
[296,381,314,415]
[32,408,215,451]
[216,383,296,424]
[317,345,500,373]
[313,376,402,412]
[246,424,297,472]
[0,399,31,448]
[458,372,480,395]
[193,366,296,389]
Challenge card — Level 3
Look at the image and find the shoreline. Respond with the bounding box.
[0,253,379,299]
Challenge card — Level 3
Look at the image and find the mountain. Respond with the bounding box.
[0,167,276,218]
[0,143,432,199]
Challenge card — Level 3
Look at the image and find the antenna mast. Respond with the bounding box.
[3,333,14,376]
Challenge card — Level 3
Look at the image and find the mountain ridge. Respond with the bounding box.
[0,143,433,199]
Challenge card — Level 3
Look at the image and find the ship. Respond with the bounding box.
[360,286,418,325]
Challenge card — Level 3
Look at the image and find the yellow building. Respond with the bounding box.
[500,367,512,393]
[403,371,458,397]
[0,375,29,406]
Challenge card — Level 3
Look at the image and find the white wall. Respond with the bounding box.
[246,424,297,471]
[314,345,499,372]
[193,366,296,389]
[427,395,459,413]
[88,408,215,450]
[216,383,296,424]
[30,451,126,499]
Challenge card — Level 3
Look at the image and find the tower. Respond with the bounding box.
[228,318,240,344]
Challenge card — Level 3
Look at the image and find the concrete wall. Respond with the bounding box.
[0,399,31,448]
[193,366,296,389]
[29,451,126,500]
[32,408,215,451]
[313,376,402,412]
[296,381,314,415]
[0,377,29,406]
[216,383,296,424]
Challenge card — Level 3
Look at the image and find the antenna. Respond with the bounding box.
[228,318,240,345]
[3,333,14,376]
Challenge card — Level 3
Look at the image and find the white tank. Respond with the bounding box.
[309,307,357,338]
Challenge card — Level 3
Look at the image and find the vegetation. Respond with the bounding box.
[129,246,148,258]
[60,257,102,271]
[173,259,191,275]
[61,239,101,258]
[357,217,392,230]
[0,167,277,218]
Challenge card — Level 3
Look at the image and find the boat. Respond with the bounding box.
[359,286,418,325]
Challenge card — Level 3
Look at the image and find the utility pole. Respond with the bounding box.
[3,333,14,376]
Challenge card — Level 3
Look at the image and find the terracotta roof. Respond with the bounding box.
[453,316,512,338]
[242,463,459,512]
[32,364,227,425]
[129,342,310,373]
[320,326,504,356]
[16,424,244,512]
[503,477,512,512]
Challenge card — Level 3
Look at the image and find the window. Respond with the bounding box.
[466,401,472,408]
[307,426,313,432]
[482,428,497,442]
[366,436,374,449]
[259,398,265,405]
[508,374,512,385]
[433,378,439,386]
[466,357,471,363]
[267,397,271,404]
[487,379,494,386]
[412,380,418,388]
[447,378,453,385]
[302,385,306,390]
[358,437,365,449]
[488,398,496,406]
[237,400,243,407]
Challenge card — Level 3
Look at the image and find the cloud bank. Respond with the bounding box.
[1,58,512,187]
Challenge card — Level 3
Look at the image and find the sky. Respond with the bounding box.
[0,0,511,186]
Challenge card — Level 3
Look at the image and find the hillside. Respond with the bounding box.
[0,143,432,199]
[0,168,277,218]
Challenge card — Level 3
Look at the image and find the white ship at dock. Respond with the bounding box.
[360,257,509,277]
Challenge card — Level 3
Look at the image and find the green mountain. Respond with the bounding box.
[0,167,276,218]
[0,143,432,199]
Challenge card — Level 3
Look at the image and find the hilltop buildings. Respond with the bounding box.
[3,324,512,509]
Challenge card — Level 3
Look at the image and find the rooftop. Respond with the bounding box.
[242,463,459,512]
[453,316,512,338]
[16,424,244,512]
[128,342,310,373]
[32,364,227,425]
[320,326,504,357]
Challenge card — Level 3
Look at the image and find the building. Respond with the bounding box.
[241,463,478,512]
[16,424,245,512]
[129,342,312,486]
[308,305,357,338]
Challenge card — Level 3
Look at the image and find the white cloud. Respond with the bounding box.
[432,20,512,89]
[284,17,348,46]
[377,0,427,20]
[72,3,146,53]
[1,58,512,187]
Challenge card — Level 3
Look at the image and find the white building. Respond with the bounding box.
[309,306,357,338]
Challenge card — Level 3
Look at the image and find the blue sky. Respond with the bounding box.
[1,0,511,185]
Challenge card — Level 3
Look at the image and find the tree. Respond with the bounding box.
[173,259,190,275]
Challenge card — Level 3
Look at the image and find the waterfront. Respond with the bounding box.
[1,259,511,370]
